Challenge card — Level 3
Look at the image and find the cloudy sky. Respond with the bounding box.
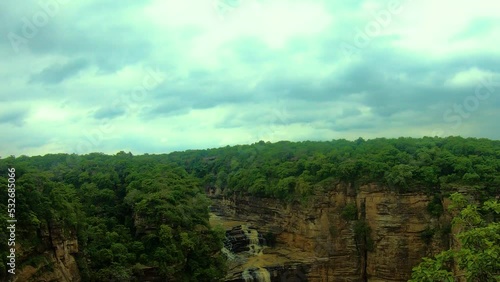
[1,0,499,156]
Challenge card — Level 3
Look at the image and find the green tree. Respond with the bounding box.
[385,164,416,192]
[410,193,500,281]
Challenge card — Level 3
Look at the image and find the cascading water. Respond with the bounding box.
[241,225,263,255]
[242,268,271,282]
[242,269,253,281]
[253,268,271,282]
[239,225,271,282]
[222,246,236,261]
[222,224,272,281]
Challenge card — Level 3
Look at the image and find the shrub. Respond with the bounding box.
[353,220,374,251]
[427,196,444,217]
[341,203,358,221]
[420,227,435,245]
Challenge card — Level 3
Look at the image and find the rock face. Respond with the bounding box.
[210,183,450,281]
[13,223,80,282]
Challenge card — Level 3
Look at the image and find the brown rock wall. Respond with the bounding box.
[212,183,449,281]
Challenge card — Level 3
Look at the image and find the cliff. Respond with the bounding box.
[11,222,80,282]
[210,182,450,281]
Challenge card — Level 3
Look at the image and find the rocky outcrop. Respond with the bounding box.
[210,183,450,281]
[359,186,449,281]
[13,222,80,282]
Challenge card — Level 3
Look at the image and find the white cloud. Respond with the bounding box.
[0,0,499,156]
[393,0,500,56]
[444,68,494,88]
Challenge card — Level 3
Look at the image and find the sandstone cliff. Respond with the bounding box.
[12,222,80,282]
[210,182,450,281]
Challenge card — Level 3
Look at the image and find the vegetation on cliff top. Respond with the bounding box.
[169,136,499,201]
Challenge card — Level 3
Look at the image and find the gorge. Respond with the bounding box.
[0,137,498,281]
[209,183,451,281]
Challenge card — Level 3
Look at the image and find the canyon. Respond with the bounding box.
[3,138,497,281]
[209,182,451,281]
[9,183,451,282]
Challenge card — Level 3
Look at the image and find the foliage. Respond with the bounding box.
[0,153,226,281]
[410,193,500,281]
[341,203,358,221]
[427,195,444,218]
[353,220,374,252]
[166,136,500,201]
[420,227,436,245]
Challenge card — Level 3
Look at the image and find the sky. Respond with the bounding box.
[0,0,499,156]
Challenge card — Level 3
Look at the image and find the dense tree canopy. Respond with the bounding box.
[168,136,500,201]
[0,152,226,281]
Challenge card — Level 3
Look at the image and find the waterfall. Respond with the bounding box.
[224,224,271,281]
[246,228,260,245]
[239,225,271,282]
[242,268,271,282]
[222,246,235,261]
[242,269,253,282]
[253,268,271,282]
[241,225,263,255]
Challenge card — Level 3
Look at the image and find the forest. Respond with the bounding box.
[171,136,499,202]
[0,152,227,281]
[0,136,499,281]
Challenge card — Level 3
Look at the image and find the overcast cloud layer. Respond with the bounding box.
[1,0,499,156]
